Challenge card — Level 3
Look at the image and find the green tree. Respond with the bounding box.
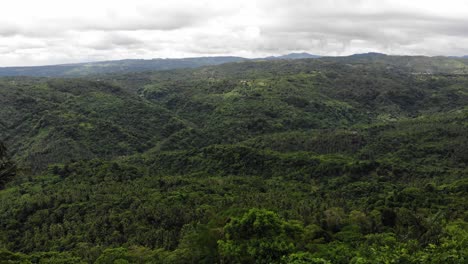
[95,248,130,264]
[282,252,331,264]
[218,209,302,264]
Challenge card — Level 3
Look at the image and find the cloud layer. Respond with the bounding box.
[1,0,468,66]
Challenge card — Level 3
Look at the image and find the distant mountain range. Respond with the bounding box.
[349,52,387,57]
[0,56,247,77]
[263,52,321,60]
[0,53,320,77]
[2,52,468,77]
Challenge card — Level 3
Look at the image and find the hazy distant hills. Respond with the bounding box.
[0,56,247,77]
[0,53,321,77]
[263,52,321,60]
[2,52,468,77]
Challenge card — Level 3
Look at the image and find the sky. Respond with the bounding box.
[1,0,468,66]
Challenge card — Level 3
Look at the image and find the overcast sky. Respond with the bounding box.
[1,0,468,66]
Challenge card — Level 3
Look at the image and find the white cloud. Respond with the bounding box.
[1,0,468,66]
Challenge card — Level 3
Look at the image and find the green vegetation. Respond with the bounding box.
[0,55,467,263]
[0,141,16,189]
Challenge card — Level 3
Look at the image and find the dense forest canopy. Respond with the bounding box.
[0,141,16,189]
[0,54,467,263]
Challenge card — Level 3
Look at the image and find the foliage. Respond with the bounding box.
[218,209,300,263]
[0,55,467,263]
[0,141,16,189]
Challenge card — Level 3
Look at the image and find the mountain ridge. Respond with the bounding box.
[2,52,468,77]
[0,53,319,77]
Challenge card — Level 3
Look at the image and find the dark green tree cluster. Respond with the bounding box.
[0,141,15,189]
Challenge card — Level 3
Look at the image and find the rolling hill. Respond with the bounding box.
[0,55,467,263]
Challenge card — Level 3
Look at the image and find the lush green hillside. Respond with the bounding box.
[0,56,467,263]
[0,78,187,172]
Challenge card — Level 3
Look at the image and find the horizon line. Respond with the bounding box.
[1,52,467,68]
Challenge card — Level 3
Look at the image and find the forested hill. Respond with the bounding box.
[0,56,467,263]
[1,53,466,77]
[0,53,317,77]
[0,57,247,77]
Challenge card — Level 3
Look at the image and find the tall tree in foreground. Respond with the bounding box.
[218,209,303,264]
[0,141,16,189]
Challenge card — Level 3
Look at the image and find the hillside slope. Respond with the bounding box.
[0,78,187,172]
[0,56,467,263]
